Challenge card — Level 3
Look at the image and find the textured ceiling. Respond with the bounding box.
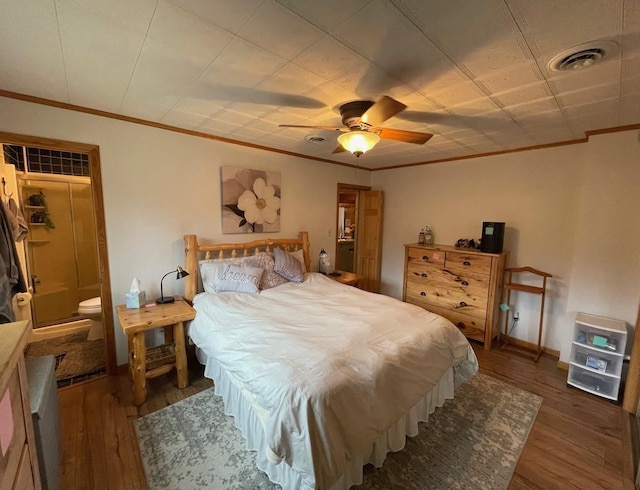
[0,0,639,169]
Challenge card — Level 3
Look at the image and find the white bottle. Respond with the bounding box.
[319,248,332,274]
[424,226,434,245]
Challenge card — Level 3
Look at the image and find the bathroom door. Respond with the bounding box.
[359,190,383,292]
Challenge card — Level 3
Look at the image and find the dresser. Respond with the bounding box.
[402,244,507,349]
[0,320,41,490]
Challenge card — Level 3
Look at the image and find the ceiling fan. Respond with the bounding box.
[278,96,433,157]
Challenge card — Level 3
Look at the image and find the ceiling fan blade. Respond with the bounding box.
[332,145,347,154]
[361,96,407,127]
[279,124,344,131]
[375,127,433,145]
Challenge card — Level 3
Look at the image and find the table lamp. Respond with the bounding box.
[156,266,189,304]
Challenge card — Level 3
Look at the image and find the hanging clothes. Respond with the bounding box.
[0,200,27,323]
[5,197,28,242]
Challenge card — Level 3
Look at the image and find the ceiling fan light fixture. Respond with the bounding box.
[337,131,380,157]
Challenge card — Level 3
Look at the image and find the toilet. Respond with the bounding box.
[78,297,103,340]
[78,297,101,320]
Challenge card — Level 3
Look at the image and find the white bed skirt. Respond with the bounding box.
[196,348,455,490]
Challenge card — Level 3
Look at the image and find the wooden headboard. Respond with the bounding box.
[183,232,311,301]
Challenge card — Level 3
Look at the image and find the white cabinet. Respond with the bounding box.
[568,312,627,402]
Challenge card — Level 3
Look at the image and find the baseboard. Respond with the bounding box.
[501,335,560,358]
[557,360,569,370]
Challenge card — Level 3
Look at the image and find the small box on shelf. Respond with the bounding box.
[585,355,608,372]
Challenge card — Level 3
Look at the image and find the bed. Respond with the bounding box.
[183,232,478,489]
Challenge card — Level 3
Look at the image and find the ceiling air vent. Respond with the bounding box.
[305,135,326,144]
[548,41,617,72]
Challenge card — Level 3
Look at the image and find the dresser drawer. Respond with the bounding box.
[0,370,27,490]
[445,251,492,275]
[406,247,445,267]
[408,263,490,297]
[405,282,488,319]
[426,305,487,342]
[11,445,34,490]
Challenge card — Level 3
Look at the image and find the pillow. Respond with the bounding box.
[288,248,307,273]
[239,252,288,290]
[273,247,303,283]
[214,264,264,294]
[199,257,242,294]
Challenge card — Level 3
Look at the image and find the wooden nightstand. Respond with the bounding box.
[328,270,364,287]
[116,296,195,405]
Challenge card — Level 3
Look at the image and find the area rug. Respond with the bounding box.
[135,373,542,490]
[25,331,106,387]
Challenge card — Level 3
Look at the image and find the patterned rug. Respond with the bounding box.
[25,331,106,387]
[135,374,541,490]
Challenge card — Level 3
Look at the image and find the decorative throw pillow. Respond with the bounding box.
[288,248,307,273]
[214,264,264,294]
[273,247,303,283]
[199,257,242,294]
[238,252,288,290]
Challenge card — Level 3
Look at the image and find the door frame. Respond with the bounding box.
[0,131,117,375]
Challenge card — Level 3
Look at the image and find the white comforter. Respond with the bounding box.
[189,273,478,489]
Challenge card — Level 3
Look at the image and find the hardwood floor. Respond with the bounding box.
[57,344,635,489]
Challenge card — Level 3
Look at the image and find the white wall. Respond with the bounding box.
[0,96,369,364]
[2,96,638,366]
[565,131,640,355]
[372,131,640,361]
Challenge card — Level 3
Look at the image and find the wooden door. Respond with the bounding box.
[624,304,640,413]
[359,190,383,292]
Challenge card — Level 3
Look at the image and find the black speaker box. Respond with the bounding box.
[480,222,505,253]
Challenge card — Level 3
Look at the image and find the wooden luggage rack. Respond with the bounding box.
[501,266,552,361]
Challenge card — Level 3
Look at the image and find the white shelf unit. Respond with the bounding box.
[568,312,627,402]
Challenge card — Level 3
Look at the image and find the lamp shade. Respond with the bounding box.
[337,130,380,157]
[156,266,190,304]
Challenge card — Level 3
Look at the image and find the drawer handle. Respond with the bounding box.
[461,280,469,286]
[459,301,468,307]
[420,291,427,296]
[457,322,466,329]
[422,255,429,261]
[421,273,428,278]
[463,261,471,266]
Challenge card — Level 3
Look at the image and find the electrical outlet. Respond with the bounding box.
[514,312,520,321]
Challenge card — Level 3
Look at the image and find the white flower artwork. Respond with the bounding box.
[221,167,281,234]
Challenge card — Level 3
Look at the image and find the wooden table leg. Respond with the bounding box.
[132,332,147,405]
[173,321,189,389]
[127,334,134,380]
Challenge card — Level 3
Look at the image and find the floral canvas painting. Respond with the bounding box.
[221,167,281,234]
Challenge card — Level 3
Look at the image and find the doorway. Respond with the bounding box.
[336,188,359,273]
[0,131,116,378]
[18,174,100,328]
[335,183,384,292]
